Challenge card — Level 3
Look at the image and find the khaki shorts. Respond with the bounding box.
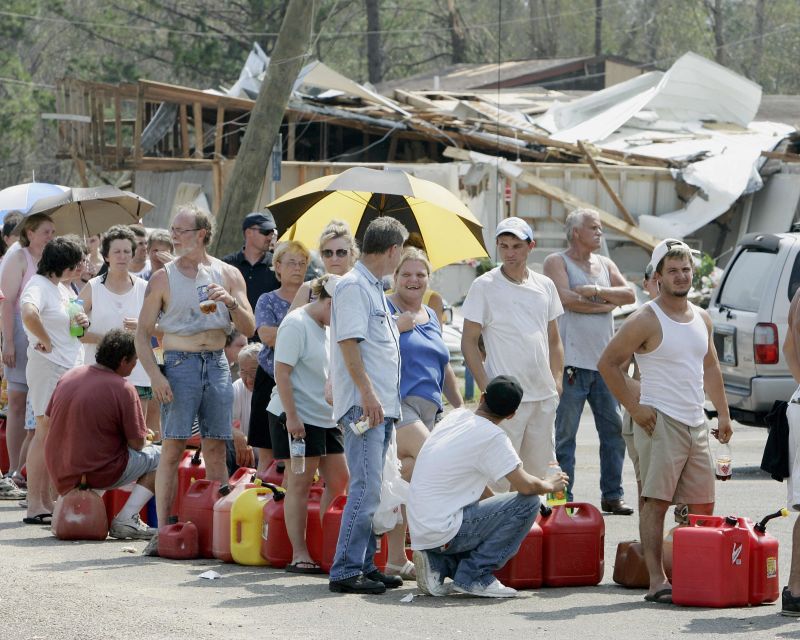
[27,349,70,419]
[786,389,800,511]
[621,410,641,488]
[634,409,714,504]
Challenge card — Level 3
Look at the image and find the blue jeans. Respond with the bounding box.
[422,492,539,589]
[555,367,625,501]
[161,350,233,440]
[330,405,394,581]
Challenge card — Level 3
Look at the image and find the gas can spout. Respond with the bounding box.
[755,508,789,533]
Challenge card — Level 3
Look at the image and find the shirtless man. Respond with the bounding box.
[135,205,254,540]
[598,239,732,604]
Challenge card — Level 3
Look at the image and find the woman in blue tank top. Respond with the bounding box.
[384,247,463,578]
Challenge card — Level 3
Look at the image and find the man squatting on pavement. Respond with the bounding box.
[135,204,255,539]
[409,375,569,598]
[598,238,732,604]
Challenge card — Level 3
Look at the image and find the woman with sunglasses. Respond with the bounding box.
[288,220,358,312]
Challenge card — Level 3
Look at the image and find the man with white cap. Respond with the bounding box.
[598,238,732,605]
[461,217,564,489]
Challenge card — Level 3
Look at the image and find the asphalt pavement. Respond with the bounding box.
[2,411,800,640]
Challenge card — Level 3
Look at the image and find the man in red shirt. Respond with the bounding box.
[45,329,160,539]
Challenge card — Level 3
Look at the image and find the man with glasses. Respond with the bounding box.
[136,205,255,553]
[222,211,280,338]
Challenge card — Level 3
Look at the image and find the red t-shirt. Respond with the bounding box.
[45,365,147,495]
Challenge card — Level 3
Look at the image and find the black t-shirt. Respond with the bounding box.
[221,248,280,320]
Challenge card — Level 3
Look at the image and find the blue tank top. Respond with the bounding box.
[388,300,450,408]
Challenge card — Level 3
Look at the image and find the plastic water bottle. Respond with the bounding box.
[546,461,567,507]
[290,438,305,474]
[196,264,216,314]
[69,299,85,337]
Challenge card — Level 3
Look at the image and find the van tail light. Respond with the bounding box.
[754,323,779,365]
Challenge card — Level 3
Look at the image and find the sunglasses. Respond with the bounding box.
[258,229,275,237]
[321,248,349,258]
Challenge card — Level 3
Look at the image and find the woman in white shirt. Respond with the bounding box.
[79,225,151,412]
[20,236,89,524]
[267,274,349,574]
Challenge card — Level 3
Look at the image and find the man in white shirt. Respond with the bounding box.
[461,217,564,490]
[409,375,568,598]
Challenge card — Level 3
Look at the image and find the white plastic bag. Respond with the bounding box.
[372,429,409,535]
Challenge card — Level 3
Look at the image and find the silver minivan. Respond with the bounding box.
[708,232,800,426]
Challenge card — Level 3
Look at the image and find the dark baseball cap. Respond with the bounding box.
[484,375,523,418]
[242,210,276,233]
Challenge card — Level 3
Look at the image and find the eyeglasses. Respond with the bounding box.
[170,227,200,236]
[282,260,308,269]
[321,249,349,259]
[258,229,275,237]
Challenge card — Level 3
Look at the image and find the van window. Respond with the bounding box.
[789,251,800,301]
[718,250,776,312]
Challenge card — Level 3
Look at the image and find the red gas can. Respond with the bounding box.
[742,515,783,605]
[158,522,199,560]
[258,460,285,487]
[229,467,257,487]
[494,519,543,589]
[672,515,751,607]
[320,494,387,573]
[261,486,325,567]
[52,480,108,541]
[306,487,324,564]
[179,479,222,559]
[171,449,205,517]
[0,417,9,475]
[540,502,604,587]
[612,540,649,588]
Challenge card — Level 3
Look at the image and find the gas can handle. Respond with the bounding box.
[688,514,727,527]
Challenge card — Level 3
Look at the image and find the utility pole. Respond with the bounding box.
[211,0,314,257]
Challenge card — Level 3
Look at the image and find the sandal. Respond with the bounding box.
[385,560,416,580]
[285,561,324,575]
[23,513,52,525]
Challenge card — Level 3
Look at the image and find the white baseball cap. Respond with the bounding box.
[322,273,342,297]
[648,238,700,274]
[495,217,534,242]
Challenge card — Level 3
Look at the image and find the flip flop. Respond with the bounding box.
[23,513,52,525]
[644,588,673,604]
[285,561,324,575]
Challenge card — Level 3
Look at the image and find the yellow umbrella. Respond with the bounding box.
[267,167,487,271]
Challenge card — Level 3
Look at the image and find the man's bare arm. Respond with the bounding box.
[136,272,172,403]
[547,319,564,397]
[700,311,732,443]
[592,257,636,306]
[461,319,489,393]
[542,253,615,314]
[220,264,255,337]
[785,289,800,384]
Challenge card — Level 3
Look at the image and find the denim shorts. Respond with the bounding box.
[160,350,233,441]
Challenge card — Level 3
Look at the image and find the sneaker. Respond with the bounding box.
[142,532,160,557]
[0,476,26,500]
[452,578,518,598]
[413,550,450,597]
[329,574,386,594]
[782,586,800,617]
[109,514,156,540]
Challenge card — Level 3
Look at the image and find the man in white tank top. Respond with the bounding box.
[135,205,255,551]
[598,239,732,604]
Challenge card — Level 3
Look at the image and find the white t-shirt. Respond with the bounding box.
[232,377,252,432]
[82,276,150,387]
[407,408,521,549]
[461,266,563,401]
[19,275,84,369]
[267,307,334,428]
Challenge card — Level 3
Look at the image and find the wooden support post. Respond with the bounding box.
[287,115,296,161]
[193,101,204,158]
[114,93,122,168]
[214,106,225,159]
[133,83,145,162]
[578,140,637,226]
[179,104,190,158]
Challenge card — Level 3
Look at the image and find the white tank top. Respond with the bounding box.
[635,300,708,426]
[84,275,151,388]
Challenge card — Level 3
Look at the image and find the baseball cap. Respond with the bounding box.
[242,210,277,233]
[647,238,700,274]
[322,273,341,297]
[495,217,534,242]
[484,375,524,418]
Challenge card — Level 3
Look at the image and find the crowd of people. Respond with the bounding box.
[5,201,800,612]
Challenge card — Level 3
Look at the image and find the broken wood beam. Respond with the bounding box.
[761,150,800,163]
[444,146,660,250]
[578,140,637,226]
